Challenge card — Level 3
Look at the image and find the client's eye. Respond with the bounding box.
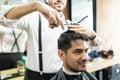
[73,49,84,54]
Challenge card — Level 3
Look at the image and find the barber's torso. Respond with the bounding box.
[16,11,67,73]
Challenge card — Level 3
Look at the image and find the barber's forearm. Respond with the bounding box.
[5,2,38,19]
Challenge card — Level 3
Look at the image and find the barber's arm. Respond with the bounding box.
[67,25,102,47]
[1,1,64,29]
[5,1,55,19]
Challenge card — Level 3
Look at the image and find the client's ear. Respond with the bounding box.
[58,49,65,60]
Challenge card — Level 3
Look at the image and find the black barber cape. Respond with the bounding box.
[50,68,97,80]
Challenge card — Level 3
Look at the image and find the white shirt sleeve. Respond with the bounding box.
[0,5,19,26]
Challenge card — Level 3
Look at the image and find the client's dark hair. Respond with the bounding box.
[58,30,89,53]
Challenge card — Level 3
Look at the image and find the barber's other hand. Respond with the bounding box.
[67,24,96,40]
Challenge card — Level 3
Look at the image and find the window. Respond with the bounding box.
[71,0,94,29]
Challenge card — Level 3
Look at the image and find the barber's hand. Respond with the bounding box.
[36,1,64,30]
[48,11,64,30]
[67,24,96,40]
[43,8,64,30]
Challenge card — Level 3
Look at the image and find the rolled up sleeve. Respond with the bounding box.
[0,5,19,26]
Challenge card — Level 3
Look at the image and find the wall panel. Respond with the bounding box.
[97,0,120,56]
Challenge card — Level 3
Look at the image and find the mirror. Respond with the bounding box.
[71,0,94,30]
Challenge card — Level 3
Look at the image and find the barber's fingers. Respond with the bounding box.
[48,11,64,30]
[43,9,57,24]
[47,11,59,29]
[68,25,86,34]
[55,12,64,30]
[38,2,63,28]
[42,13,56,29]
[43,9,64,30]
[42,6,57,22]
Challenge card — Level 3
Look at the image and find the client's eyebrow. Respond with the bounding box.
[73,49,84,54]
[73,48,88,54]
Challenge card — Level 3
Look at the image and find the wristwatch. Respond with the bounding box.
[89,34,96,40]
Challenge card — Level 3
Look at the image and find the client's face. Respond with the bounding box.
[63,40,88,72]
